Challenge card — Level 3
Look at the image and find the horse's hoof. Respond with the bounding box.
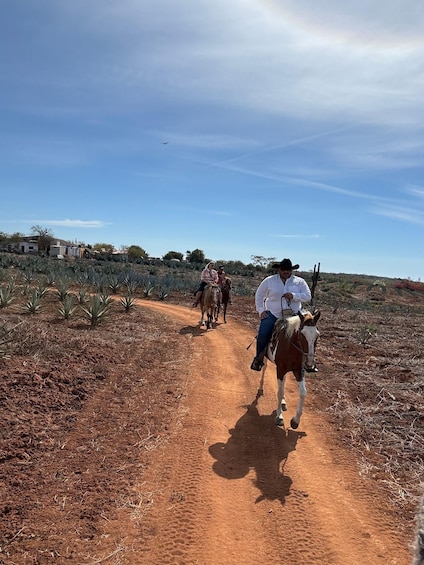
[281,402,287,412]
[275,417,284,427]
[257,388,264,397]
[290,418,299,430]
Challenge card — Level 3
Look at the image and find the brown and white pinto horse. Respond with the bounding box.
[258,309,320,429]
[199,283,221,329]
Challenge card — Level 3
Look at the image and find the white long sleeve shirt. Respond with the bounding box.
[255,273,311,318]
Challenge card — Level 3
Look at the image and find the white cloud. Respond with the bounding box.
[34,220,108,228]
[370,204,424,224]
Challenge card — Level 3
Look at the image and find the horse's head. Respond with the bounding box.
[298,309,320,371]
[207,283,221,305]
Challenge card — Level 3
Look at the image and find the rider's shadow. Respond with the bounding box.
[208,397,305,505]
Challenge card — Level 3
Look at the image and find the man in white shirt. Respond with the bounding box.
[250,258,311,371]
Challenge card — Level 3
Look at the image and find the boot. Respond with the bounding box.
[250,346,266,371]
[250,354,264,371]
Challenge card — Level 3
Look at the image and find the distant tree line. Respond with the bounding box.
[0,227,278,269]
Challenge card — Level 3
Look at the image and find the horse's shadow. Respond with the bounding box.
[208,397,305,505]
[179,322,221,337]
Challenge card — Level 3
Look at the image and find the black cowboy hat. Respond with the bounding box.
[271,258,299,270]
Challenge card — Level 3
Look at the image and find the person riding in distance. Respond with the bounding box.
[217,265,226,285]
[192,260,219,307]
[250,258,311,371]
[217,265,232,305]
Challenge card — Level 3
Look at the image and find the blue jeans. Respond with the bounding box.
[256,311,277,356]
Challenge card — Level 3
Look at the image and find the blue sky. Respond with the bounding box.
[1,1,424,280]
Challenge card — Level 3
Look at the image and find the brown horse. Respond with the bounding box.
[199,284,221,329]
[217,277,231,323]
[257,309,321,429]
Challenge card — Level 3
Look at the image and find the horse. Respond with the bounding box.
[199,283,221,329]
[257,309,321,429]
[217,277,232,323]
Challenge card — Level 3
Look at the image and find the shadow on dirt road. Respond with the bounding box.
[209,395,306,505]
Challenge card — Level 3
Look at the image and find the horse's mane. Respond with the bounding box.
[285,315,301,339]
[284,310,315,339]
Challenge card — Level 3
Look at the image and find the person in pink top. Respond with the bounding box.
[192,261,219,307]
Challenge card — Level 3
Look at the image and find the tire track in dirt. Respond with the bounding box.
[135,302,413,565]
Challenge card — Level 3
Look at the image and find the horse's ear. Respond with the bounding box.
[313,309,321,322]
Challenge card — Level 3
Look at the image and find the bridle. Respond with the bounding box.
[288,316,319,370]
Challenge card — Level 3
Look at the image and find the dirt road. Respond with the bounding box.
[134,302,412,565]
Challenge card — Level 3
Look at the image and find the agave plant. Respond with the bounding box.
[0,286,15,309]
[143,282,155,297]
[36,279,49,299]
[119,293,136,312]
[76,287,89,305]
[99,292,114,307]
[57,294,78,320]
[125,279,139,295]
[81,294,109,329]
[21,270,35,284]
[22,289,42,314]
[157,286,170,301]
[107,275,121,294]
[45,270,57,287]
[56,280,70,302]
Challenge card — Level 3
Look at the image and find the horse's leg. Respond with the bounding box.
[275,374,287,427]
[199,304,205,326]
[206,310,212,329]
[290,371,306,430]
[214,305,219,323]
[223,301,227,323]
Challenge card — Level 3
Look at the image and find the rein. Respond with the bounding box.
[288,328,316,367]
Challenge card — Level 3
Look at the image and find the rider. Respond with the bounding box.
[217,265,226,285]
[192,261,219,307]
[217,265,232,305]
[250,258,311,371]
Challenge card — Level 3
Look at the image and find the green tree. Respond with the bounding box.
[186,249,205,264]
[0,232,8,246]
[92,242,114,253]
[163,251,183,261]
[251,255,276,268]
[127,245,148,259]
